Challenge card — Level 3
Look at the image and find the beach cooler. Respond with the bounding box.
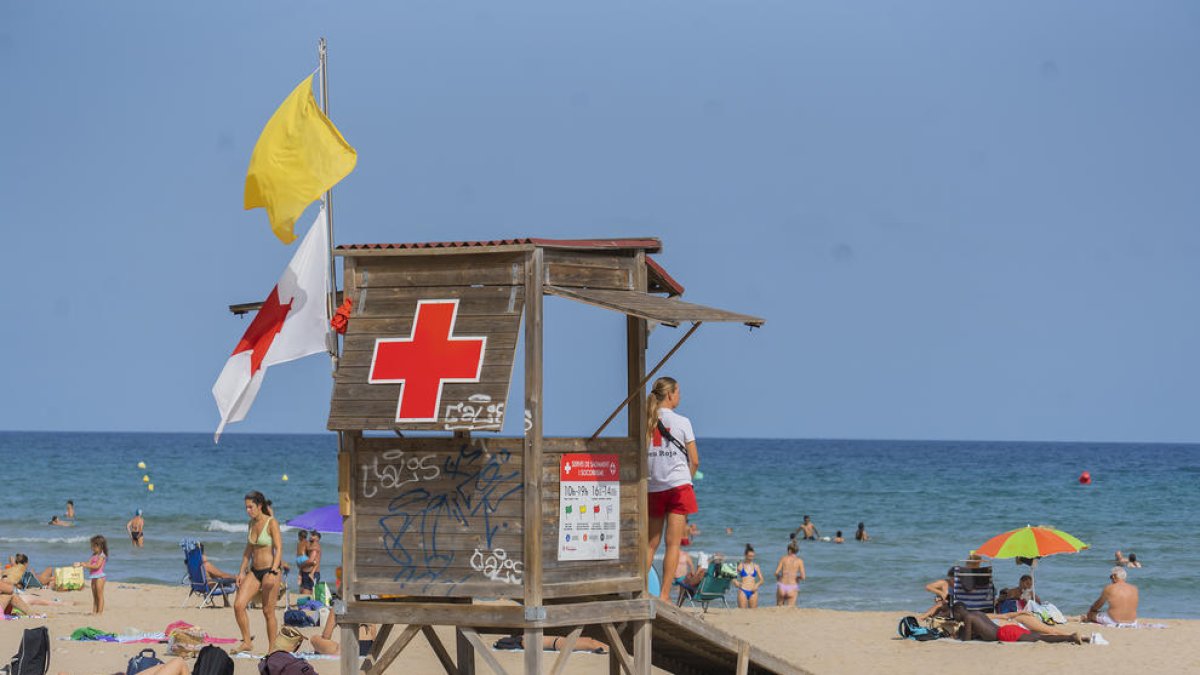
[53,566,84,591]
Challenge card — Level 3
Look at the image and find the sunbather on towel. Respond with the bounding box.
[951,603,1089,644]
[1084,567,1139,626]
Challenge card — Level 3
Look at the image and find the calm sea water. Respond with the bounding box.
[2,433,1196,618]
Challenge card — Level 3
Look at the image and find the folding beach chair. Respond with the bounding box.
[949,564,995,612]
[180,538,237,609]
[682,563,734,612]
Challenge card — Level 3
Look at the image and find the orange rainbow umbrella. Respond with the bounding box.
[976,525,1089,559]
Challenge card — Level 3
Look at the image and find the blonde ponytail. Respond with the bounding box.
[645,376,678,441]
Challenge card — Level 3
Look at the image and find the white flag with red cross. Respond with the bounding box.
[212,208,329,441]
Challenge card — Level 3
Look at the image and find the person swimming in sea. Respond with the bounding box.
[126,510,145,548]
[791,515,819,541]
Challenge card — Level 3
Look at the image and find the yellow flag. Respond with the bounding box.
[244,75,357,244]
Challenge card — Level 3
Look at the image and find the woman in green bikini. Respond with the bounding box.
[231,490,283,654]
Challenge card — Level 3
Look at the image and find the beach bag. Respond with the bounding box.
[258,651,318,675]
[166,626,206,657]
[897,616,939,641]
[716,563,739,579]
[125,649,163,675]
[313,581,332,605]
[6,626,49,674]
[52,566,84,591]
[283,608,317,627]
[192,645,234,675]
[1026,600,1067,625]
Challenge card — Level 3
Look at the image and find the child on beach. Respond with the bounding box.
[75,534,108,614]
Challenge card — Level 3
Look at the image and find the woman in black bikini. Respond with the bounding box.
[231,490,283,654]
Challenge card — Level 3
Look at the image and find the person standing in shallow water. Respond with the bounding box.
[231,491,283,654]
[645,376,700,603]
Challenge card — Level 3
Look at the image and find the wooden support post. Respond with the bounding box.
[627,252,650,596]
[458,628,511,675]
[736,640,751,675]
[456,628,476,675]
[338,430,359,675]
[523,248,545,675]
[632,620,651,675]
[548,626,583,675]
[366,624,421,675]
[363,623,394,672]
[339,623,359,674]
[600,623,634,675]
[422,625,459,675]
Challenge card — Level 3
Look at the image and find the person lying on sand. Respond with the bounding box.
[951,603,1095,644]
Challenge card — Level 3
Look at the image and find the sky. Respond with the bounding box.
[3,1,1199,442]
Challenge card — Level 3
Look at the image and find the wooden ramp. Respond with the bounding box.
[645,600,810,675]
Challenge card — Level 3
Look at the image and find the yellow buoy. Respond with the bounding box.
[137,461,146,469]
[142,475,150,482]
[148,484,155,492]
[282,474,289,482]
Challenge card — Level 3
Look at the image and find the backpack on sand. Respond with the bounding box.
[125,648,164,675]
[6,627,50,675]
[192,645,234,675]
[259,651,318,675]
[897,615,940,641]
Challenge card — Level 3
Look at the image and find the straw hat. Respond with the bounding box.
[273,626,304,653]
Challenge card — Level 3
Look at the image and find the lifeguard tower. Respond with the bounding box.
[326,237,799,674]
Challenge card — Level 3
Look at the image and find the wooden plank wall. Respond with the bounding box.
[543,250,636,291]
[349,435,643,600]
[352,435,527,599]
[329,252,525,431]
[540,437,642,599]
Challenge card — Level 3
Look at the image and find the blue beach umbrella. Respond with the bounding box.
[285,504,343,533]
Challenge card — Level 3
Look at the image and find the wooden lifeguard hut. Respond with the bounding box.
[327,237,796,674]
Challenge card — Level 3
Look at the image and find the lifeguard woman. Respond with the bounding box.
[645,376,700,602]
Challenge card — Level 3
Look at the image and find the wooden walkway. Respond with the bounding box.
[639,599,809,675]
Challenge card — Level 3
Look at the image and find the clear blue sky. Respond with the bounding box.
[4,2,1199,442]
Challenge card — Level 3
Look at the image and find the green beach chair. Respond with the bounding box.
[683,563,733,612]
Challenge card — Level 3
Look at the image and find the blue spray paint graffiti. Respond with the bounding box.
[375,443,523,589]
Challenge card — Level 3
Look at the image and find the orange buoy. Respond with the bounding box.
[1079,471,1091,485]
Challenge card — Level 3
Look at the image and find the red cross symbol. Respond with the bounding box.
[368,299,487,422]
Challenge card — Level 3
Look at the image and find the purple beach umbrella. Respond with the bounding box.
[285,504,343,533]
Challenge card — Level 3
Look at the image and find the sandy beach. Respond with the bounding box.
[3,583,1198,674]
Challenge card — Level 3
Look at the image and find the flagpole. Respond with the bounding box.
[318,37,339,363]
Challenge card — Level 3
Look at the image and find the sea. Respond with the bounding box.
[2,432,1197,618]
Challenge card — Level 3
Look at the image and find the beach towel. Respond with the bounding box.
[70,627,115,641]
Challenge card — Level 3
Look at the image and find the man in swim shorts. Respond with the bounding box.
[127,510,145,548]
[791,515,819,541]
[1085,566,1139,626]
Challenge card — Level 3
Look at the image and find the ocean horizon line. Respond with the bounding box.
[1,428,1198,447]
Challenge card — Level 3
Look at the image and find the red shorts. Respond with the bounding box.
[996,624,1030,642]
[648,484,698,518]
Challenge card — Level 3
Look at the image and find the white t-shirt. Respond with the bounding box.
[648,407,695,493]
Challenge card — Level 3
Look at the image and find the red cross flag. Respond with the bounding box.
[211,208,330,441]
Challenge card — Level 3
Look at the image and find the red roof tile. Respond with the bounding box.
[336,237,662,252]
